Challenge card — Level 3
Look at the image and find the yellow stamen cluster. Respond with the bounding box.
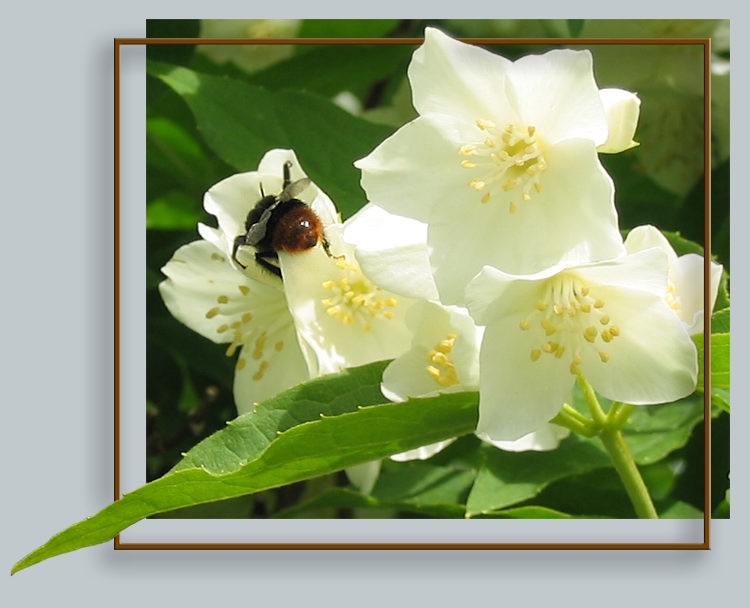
[426,333,459,387]
[459,119,547,212]
[519,275,620,375]
[321,258,398,332]
[664,280,682,313]
[205,284,282,381]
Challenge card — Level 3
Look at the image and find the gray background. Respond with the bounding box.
[2,2,745,607]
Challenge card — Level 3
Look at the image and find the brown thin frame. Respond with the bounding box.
[115,34,713,551]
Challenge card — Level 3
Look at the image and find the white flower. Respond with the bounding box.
[276,232,417,377]
[341,203,438,301]
[383,300,569,459]
[160,149,401,415]
[465,248,699,441]
[624,225,723,335]
[197,20,301,73]
[159,240,309,415]
[355,27,636,304]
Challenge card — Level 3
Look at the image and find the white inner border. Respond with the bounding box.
[118,41,705,547]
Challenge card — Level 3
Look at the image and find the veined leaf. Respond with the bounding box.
[693,331,730,392]
[12,362,478,574]
[467,391,706,517]
[147,60,394,218]
[465,436,611,517]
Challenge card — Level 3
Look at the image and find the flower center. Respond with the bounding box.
[519,274,620,375]
[205,284,285,380]
[425,333,459,387]
[459,119,548,214]
[321,257,398,332]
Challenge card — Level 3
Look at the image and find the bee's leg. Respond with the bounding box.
[321,235,332,258]
[282,160,293,189]
[232,236,248,269]
[255,250,282,278]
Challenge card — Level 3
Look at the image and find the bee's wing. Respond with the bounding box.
[244,207,274,245]
[279,177,311,202]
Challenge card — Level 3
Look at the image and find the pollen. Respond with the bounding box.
[521,273,621,376]
[426,333,459,387]
[320,257,398,332]
[252,332,267,359]
[459,120,548,211]
[252,361,269,381]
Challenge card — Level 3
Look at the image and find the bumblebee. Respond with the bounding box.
[232,161,325,278]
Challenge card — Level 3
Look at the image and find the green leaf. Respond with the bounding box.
[624,393,706,465]
[712,387,730,414]
[297,19,401,38]
[147,60,394,217]
[567,20,586,37]
[659,501,704,519]
[247,44,414,100]
[272,487,382,518]
[477,506,574,519]
[712,308,730,333]
[12,365,478,573]
[693,332,730,392]
[372,462,476,512]
[465,436,611,517]
[147,191,205,230]
[467,392,706,517]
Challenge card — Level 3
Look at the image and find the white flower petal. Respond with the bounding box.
[465,264,558,327]
[159,240,285,343]
[479,423,570,452]
[597,88,641,153]
[343,204,438,301]
[624,225,680,271]
[355,116,465,222]
[381,301,481,401]
[232,321,309,415]
[625,225,724,335]
[345,460,381,494]
[257,148,307,180]
[159,240,310,414]
[391,440,456,462]
[427,138,623,303]
[477,322,573,441]
[278,244,414,377]
[573,248,668,296]
[673,253,723,335]
[507,49,608,145]
[582,286,698,404]
[409,27,513,124]
[203,171,271,257]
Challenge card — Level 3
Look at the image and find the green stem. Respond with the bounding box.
[598,428,658,519]
[576,375,657,519]
[577,374,608,425]
[611,404,637,429]
[550,405,598,437]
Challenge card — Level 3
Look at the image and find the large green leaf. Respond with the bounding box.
[247,44,414,100]
[466,392,706,517]
[465,436,611,517]
[147,60,394,217]
[624,393,705,465]
[12,363,478,574]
